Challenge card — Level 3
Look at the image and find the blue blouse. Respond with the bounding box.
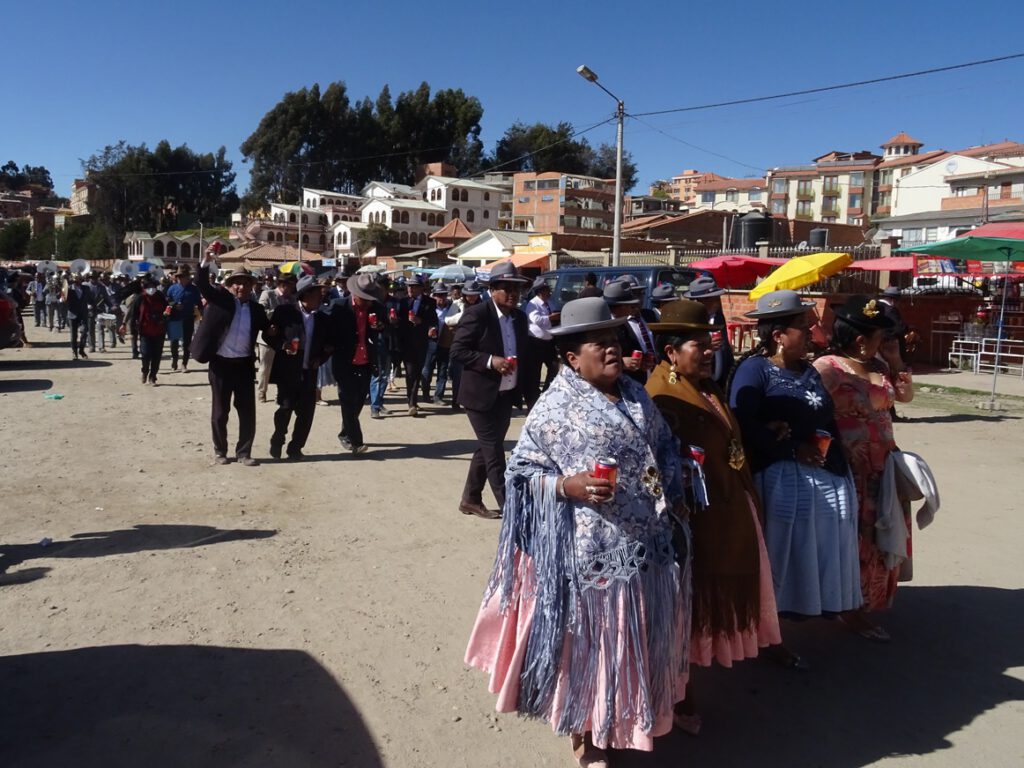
[729,356,847,476]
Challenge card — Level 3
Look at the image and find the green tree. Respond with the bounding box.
[585,143,639,192]
[355,222,400,254]
[0,219,31,259]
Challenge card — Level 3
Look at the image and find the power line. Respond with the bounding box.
[628,114,766,173]
[632,52,1024,118]
[474,116,617,176]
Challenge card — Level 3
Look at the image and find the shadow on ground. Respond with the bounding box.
[0,378,54,393]
[903,413,1021,424]
[0,524,276,575]
[0,358,111,371]
[612,585,1024,768]
[0,644,383,768]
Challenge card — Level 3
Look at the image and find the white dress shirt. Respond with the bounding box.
[217,299,252,358]
[489,301,518,391]
[526,295,553,340]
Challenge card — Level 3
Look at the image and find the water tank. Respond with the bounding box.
[736,211,773,250]
[809,227,829,248]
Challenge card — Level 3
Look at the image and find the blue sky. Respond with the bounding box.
[4,0,1023,198]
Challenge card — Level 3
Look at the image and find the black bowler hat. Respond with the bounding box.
[832,295,895,331]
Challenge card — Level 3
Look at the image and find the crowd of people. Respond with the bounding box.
[465,279,933,768]
[15,252,933,767]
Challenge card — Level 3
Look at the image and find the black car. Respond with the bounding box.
[529,265,704,311]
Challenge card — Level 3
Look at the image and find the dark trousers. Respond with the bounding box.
[139,335,165,381]
[448,359,463,405]
[338,364,372,448]
[463,391,516,508]
[34,301,45,326]
[272,371,317,455]
[524,336,557,408]
[404,350,426,407]
[170,316,196,368]
[209,356,257,458]
[69,317,88,356]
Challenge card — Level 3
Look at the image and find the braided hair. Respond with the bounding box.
[724,318,791,398]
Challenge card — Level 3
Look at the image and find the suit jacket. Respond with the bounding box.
[264,303,330,386]
[708,311,734,390]
[65,285,92,320]
[451,299,530,410]
[396,294,436,362]
[617,316,654,386]
[190,264,269,364]
[325,296,387,379]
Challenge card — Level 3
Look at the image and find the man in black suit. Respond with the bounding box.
[605,279,656,385]
[65,274,92,360]
[450,262,532,519]
[264,276,330,461]
[394,274,435,416]
[684,275,733,390]
[191,248,269,466]
[328,273,387,454]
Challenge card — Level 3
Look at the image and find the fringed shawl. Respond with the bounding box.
[485,367,690,743]
[646,361,762,636]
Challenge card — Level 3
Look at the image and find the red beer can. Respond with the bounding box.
[289,337,300,354]
[389,307,397,321]
[688,445,706,466]
[593,457,618,486]
[631,350,643,360]
[368,312,377,326]
[506,355,517,373]
[408,310,416,322]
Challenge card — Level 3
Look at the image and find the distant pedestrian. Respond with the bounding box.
[257,274,296,402]
[65,274,91,360]
[134,274,169,385]
[524,278,558,408]
[167,265,202,372]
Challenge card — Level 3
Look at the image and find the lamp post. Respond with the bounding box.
[577,64,624,267]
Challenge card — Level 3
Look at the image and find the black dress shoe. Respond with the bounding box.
[459,500,502,520]
[286,450,305,461]
[269,443,283,460]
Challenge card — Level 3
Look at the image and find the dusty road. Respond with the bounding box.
[1,324,1022,768]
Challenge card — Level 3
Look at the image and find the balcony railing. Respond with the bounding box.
[796,190,815,201]
[794,211,813,220]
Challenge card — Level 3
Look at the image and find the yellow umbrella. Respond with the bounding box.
[749,251,854,300]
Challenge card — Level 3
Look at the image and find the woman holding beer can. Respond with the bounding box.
[465,297,692,766]
[727,291,860,630]
[646,298,782,734]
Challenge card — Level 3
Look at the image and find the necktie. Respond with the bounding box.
[638,319,654,355]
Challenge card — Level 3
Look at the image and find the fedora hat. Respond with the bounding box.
[461,279,482,296]
[487,261,530,285]
[616,273,642,290]
[532,277,552,292]
[651,282,676,302]
[295,275,322,298]
[744,290,816,320]
[550,297,628,337]
[683,275,725,299]
[348,273,380,302]
[407,273,427,287]
[603,279,639,305]
[648,299,715,332]
[224,269,255,286]
[431,281,449,295]
[832,295,895,331]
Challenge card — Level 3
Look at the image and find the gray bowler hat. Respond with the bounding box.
[603,279,640,305]
[683,275,725,299]
[348,273,380,302]
[487,261,530,285]
[295,275,323,298]
[461,279,483,296]
[744,290,816,320]
[651,282,676,302]
[550,297,628,336]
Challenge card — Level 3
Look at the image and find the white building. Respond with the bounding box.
[418,176,502,233]
[361,198,445,248]
[123,232,233,263]
[449,229,531,266]
[331,220,369,256]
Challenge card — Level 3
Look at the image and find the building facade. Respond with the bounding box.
[510,172,616,235]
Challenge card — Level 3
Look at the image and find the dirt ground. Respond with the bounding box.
[1,323,1022,768]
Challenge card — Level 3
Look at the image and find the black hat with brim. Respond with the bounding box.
[831,295,895,331]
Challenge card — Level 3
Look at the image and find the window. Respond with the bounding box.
[341,231,348,245]
[436,214,444,225]
[452,208,460,219]
[419,232,427,245]
[289,213,296,223]
[400,231,409,244]
[483,210,489,219]
[823,176,840,194]
[725,189,738,202]
[772,178,788,194]
[748,188,762,202]
[700,191,715,204]
[796,200,812,216]
[467,210,475,222]
[301,214,308,224]
[277,232,283,242]
[401,211,410,224]
[153,241,164,257]
[167,241,177,258]
[523,180,536,191]
[537,179,560,190]
[421,213,426,222]
[461,189,470,201]
[902,228,923,245]
[848,193,863,209]
[879,169,893,185]
[484,192,490,201]
[849,171,864,187]
[320,198,325,206]
[926,227,939,242]
[877,191,892,207]
[771,199,786,214]
[518,196,529,203]
[302,234,309,244]
[797,180,813,196]
[1012,181,1024,198]
[541,195,554,202]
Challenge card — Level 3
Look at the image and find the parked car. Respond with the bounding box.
[528,265,704,311]
[0,269,23,349]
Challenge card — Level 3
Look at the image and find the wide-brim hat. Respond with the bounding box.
[882,286,902,298]
[349,273,380,302]
[224,269,255,286]
[744,290,816,320]
[461,279,482,296]
[487,261,530,285]
[651,282,676,302]
[532,277,551,292]
[832,295,895,331]
[550,297,628,337]
[175,265,192,277]
[616,273,642,290]
[431,281,449,295]
[603,279,640,305]
[683,275,725,299]
[407,273,427,287]
[295,275,322,298]
[648,299,715,332]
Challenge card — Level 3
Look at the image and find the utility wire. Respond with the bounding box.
[628,114,766,173]
[632,52,1024,117]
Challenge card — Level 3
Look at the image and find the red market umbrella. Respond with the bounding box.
[847,256,915,272]
[688,254,787,288]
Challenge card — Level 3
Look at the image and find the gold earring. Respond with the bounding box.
[668,363,678,385]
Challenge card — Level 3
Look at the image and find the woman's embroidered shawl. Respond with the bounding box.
[487,366,691,741]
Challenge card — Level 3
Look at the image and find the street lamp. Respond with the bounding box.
[577,64,624,267]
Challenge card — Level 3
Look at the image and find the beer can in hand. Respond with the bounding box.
[593,457,618,486]
[368,313,377,326]
[506,355,517,373]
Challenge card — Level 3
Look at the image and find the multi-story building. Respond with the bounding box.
[767,150,880,226]
[123,232,233,263]
[649,170,725,205]
[510,172,616,235]
[625,195,683,220]
[690,177,768,213]
[472,172,516,229]
[417,175,502,232]
[70,179,96,216]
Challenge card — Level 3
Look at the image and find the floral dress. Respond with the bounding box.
[464,367,690,752]
[813,356,908,611]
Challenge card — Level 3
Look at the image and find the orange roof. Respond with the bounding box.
[956,140,1024,158]
[483,253,548,270]
[429,218,473,241]
[694,177,765,192]
[877,149,948,169]
[882,132,924,148]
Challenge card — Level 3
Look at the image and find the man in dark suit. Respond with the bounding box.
[191,249,269,466]
[394,274,436,416]
[450,262,532,519]
[65,274,92,360]
[328,273,387,454]
[605,279,656,385]
[264,276,330,460]
[684,275,734,390]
